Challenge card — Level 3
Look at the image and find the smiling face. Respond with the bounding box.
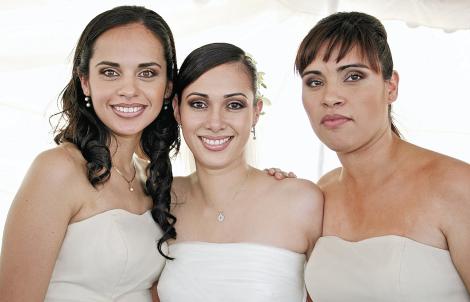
[80,23,170,138]
[175,62,262,170]
[301,46,398,153]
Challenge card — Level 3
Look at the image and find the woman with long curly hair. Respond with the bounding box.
[0,6,179,301]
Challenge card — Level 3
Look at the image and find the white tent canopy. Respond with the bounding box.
[1,0,470,241]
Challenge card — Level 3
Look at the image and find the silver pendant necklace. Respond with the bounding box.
[214,168,251,223]
[217,211,225,222]
[113,161,137,192]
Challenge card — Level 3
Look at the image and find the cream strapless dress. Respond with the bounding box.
[157,241,307,302]
[305,235,470,302]
[44,209,166,302]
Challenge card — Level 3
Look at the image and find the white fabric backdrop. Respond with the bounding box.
[1,0,470,243]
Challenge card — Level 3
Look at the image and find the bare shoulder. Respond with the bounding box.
[317,167,341,190]
[420,151,470,287]
[261,170,323,203]
[280,178,323,204]
[0,144,87,300]
[33,143,85,178]
[260,171,324,222]
[281,178,324,230]
[22,143,91,211]
[424,151,470,199]
[258,171,324,253]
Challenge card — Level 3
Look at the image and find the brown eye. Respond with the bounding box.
[345,72,363,82]
[306,78,323,88]
[227,101,245,110]
[102,69,119,78]
[139,69,156,78]
[190,100,207,109]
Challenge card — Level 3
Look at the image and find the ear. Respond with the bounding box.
[78,70,90,96]
[252,99,264,126]
[172,96,181,124]
[386,70,399,104]
[164,81,173,99]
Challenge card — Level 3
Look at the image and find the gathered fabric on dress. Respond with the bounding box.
[158,241,307,302]
[305,235,470,302]
[44,209,166,302]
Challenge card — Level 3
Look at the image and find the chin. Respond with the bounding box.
[194,152,240,170]
[196,160,231,170]
[110,126,144,138]
[318,137,352,152]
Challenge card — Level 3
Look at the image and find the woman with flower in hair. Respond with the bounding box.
[295,11,470,301]
[156,42,323,302]
[0,6,179,301]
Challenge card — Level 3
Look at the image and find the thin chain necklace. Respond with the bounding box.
[113,161,136,192]
[215,168,251,223]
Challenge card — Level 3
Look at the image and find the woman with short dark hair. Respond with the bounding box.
[297,11,470,301]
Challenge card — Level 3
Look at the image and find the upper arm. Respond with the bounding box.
[303,182,324,257]
[441,165,470,291]
[0,149,81,301]
[287,179,324,257]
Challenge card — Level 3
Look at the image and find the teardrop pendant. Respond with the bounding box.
[217,211,225,222]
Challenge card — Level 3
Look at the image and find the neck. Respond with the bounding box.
[191,158,251,210]
[109,134,141,173]
[337,129,403,187]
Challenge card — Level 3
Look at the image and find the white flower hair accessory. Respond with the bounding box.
[246,53,271,110]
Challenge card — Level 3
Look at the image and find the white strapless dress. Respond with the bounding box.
[305,235,470,302]
[157,241,307,302]
[44,209,166,302]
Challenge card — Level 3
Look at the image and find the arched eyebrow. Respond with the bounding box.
[186,92,208,99]
[301,70,322,78]
[224,93,247,99]
[185,92,248,99]
[301,63,370,78]
[95,61,162,68]
[337,63,369,72]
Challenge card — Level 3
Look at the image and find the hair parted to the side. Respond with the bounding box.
[51,5,180,259]
[295,11,401,137]
[175,42,259,105]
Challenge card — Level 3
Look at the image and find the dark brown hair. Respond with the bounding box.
[175,42,259,105]
[295,11,400,137]
[52,5,180,259]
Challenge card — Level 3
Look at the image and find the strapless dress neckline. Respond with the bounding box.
[158,240,307,302]
[45,208,165,302]
[305,234,470,302]
[320,234,447,250]
[169,240,305,255]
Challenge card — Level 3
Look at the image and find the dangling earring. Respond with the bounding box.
[163,99,171,110]
[251,126,256,140]
[85,96,91,108]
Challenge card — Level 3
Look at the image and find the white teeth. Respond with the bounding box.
[114,106,143,113]
[201,137,230,146]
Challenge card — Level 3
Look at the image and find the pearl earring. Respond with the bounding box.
[85,96,91,108]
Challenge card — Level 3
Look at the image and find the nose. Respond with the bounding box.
[205,107,226,132]
[321,84,345,108]
[118,76,138,99]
